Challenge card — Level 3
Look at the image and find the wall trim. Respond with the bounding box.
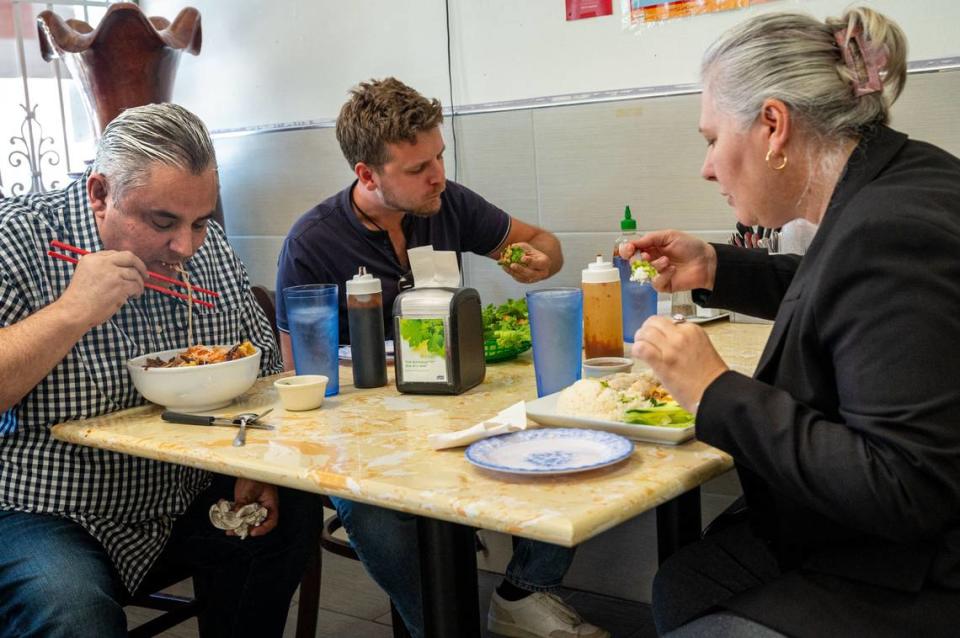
[211,57,960,139]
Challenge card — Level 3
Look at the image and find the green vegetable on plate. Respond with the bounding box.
[623,403,694,428]
[481,298,531,350]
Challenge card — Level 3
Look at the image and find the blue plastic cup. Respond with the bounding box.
[283,284,339,396]
[526,288,583,397]
[615,256,657,343]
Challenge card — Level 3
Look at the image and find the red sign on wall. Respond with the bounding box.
[566,0,614,21]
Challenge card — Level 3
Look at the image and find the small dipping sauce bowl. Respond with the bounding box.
[274,375,328,411]
[582,357,634,378]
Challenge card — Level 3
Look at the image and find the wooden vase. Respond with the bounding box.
[37,2,202,137]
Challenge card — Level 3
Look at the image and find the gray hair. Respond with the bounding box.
[702,7,908,141]
[92,103,217,203]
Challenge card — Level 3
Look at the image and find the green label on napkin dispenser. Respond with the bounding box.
[398,317,449,383]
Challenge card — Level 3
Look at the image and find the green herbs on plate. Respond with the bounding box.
[623,404,694,427]
[482,298,531,350]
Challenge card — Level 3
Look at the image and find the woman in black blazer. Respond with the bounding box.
[621,7,960,638]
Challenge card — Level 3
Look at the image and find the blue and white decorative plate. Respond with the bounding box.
[465,428,634,475]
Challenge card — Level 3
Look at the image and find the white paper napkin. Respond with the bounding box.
[428,401,528,450]
[408,245,462,288]
[209,499,268,539]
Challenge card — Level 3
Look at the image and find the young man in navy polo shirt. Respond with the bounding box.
[276,78,609,638]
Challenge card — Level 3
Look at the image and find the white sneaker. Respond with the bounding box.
[487,591,611,638]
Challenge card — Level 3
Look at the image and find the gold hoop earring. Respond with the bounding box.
[765,148,788,171]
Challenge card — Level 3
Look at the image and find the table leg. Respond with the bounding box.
[656,487,702,565]
[417,516,481,638]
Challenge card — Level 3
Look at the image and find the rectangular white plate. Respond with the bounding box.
[525,392,695,445]
[686,312,730,325]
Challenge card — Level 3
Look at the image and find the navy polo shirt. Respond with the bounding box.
[275,179,511,343]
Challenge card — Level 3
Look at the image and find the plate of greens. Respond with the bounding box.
[482,298,531,363]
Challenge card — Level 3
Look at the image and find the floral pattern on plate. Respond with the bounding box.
[465,428,633,475]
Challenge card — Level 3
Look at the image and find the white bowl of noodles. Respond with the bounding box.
[127,343,262,413]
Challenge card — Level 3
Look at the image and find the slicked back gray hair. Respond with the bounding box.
[702,7,907,140]
[92,103,217,203]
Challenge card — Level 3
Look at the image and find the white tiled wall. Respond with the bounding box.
[225,69,960,305]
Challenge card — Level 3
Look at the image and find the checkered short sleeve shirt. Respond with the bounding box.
[0,175,283,593]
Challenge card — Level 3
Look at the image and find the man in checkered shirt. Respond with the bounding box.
[0,104,322,637]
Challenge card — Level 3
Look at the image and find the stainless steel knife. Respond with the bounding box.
[161,411,276,430]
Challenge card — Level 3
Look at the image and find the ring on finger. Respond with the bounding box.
[672,313,686,324]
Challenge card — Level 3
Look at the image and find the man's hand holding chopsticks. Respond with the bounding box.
[59,250,149,329]
[0,249,149,411]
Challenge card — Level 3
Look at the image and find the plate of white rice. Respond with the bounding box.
[526,372,696,445]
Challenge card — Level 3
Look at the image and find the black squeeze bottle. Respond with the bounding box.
[346,267,388,388]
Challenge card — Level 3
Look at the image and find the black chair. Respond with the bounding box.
[126,566,202,638]
[251,285,280,344]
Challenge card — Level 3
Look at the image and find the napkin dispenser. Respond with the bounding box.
[393,287,485,395]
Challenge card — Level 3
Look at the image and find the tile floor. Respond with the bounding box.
[126,549,657,638]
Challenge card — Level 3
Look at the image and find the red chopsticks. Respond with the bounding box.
[47,240,217,309]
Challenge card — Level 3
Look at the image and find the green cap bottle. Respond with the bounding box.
[620,205,636,231]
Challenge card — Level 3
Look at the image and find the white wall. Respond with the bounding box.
[449,0,960,105]
[142,0,451,130]
[144,0,960,129]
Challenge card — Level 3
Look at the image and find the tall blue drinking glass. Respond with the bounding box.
[526,288,583,397]
[615,256,657,343]
[283,284,339,396]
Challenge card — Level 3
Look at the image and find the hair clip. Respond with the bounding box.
[834,25,888,97]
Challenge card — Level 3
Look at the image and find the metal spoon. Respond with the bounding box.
[232,415,249,447]
[231,408,273,447]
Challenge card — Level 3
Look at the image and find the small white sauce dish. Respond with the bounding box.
[582,357,634,378]
[274,375,328,411]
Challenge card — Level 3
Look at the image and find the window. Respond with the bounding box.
[0,1,120,196]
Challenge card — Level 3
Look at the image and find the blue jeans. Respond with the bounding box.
[332,497,576,638]
[0,474,323,638]
[0,510,127,637]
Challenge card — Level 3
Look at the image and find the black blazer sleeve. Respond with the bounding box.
[698,205,960,544]
[693,243,802,320]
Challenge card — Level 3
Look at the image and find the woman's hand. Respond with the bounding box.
[233,478,279,537]
[619,230,717,293]
[631,316,728,412]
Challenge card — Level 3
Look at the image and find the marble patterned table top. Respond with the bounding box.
[52,321,772,546]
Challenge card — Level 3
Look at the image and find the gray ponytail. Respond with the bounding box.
[702,7,908,140]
